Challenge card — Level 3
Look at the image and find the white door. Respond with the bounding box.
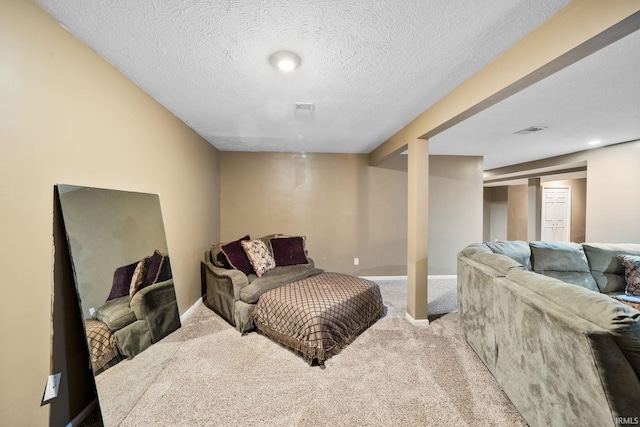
[541,187,571,242]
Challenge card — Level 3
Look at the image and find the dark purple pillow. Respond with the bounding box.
[107,261,139,301]
[270,236,309,266]
[144,249,166,287]
[221,235,253,275]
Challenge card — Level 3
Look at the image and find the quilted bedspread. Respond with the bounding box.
[85,318,119,372]
[252,272,384,365]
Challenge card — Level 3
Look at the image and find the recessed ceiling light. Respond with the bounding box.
[588,140,601,146]
[268,50,301,72]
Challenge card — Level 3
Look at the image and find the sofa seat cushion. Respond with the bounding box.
[486,240,532,270]
[583,243,640,293]
[530,241,599,292]
[507,269,640,378]
[95,297,136,331]
[240,265,324,304]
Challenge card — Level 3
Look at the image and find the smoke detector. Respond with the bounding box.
[514,126,547,135]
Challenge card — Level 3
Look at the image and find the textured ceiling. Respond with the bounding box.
[430,25,640,169]
[37,0,574,161]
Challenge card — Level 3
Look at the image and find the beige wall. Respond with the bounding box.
[220,152,408,276]
[507,184,528,240]
[585,142,640,242]
[428,155,484,275]
[0,1,220,425]
[488,178,587,244]
[486,140,640,243]
[483,186,508,242]
[220,153,483,276]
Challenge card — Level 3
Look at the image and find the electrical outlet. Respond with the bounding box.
[42,373,61,404]
[354,258,359,266]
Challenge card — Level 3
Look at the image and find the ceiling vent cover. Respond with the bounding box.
[294,102,314,116]
[514,126,547,135]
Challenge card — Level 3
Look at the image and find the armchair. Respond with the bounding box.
[95,279,180,358]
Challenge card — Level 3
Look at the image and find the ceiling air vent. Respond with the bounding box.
[294,102,314,116]
[514,126,547,135]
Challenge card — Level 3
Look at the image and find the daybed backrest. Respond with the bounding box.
[583,243,640,293]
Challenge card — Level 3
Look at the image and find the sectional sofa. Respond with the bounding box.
[458,241,640,427]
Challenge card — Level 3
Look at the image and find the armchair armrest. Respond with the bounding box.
[202,262,249,301]
[129,279,181,343]
[201,261,248,327]
[129,279,176,319]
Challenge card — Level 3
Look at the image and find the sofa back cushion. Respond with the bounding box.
[486,240,532,270]
[507,269,640,378]
[467,251,526,275]
[583,243,640,293]
[530,241,599,292]
[459,242,492,257]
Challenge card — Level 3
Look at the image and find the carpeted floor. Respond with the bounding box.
[89,278,526,427]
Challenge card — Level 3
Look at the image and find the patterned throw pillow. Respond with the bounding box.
[129,259,149,299]
[611,295,640,311]
[241,239,276,277]
[619,255,640,296]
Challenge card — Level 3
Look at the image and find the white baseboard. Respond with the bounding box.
[429,275,457,280]
[359,275,457,281]
[180,297,202,323]
[67,398,98,427]
[405,312,430,326]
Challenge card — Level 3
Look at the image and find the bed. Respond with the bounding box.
[85,318,120,374]
[252,272,384,365]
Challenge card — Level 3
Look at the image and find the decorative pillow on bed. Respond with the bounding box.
[619,255,640,296]
[107,261,140,301]
[241,239,276,277]
[221,235,253,275]
[270,236,309,266]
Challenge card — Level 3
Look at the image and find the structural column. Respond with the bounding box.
[407,138,429,324]
[527,177,541,241]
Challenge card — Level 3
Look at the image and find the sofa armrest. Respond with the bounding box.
[129,279,181,343]
[201,261,248,327]
[202,262,249,300]
[129,279,176,319]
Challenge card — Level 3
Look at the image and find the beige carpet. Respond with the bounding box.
[94,278,526,427]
